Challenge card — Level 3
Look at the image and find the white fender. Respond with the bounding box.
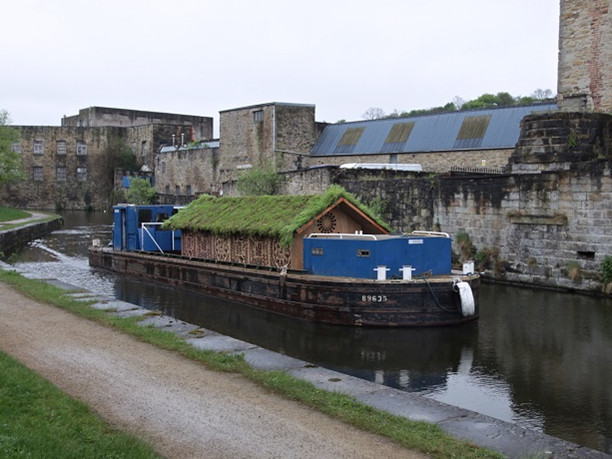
[454,280,475,317]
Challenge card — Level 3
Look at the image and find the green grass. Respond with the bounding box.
[0,269,502,458]
[0,207,30,222]
[0,351,160,458]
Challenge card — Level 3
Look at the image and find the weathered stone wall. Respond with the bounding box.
[511,112,612,173]
[433,165,612,292]
[308,148,513,173]
[62,106,213,140]
[155,145,219,197]
[2,126,126,210]
[558,0,612,113]
[219,103,319,183]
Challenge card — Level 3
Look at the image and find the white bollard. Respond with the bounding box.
[374,265,390,281]
[400,265,416,280]
[462,260,474,274]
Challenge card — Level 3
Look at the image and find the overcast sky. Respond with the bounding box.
[2,0,559,135]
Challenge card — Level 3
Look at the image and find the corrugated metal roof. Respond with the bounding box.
[310,103,557,156]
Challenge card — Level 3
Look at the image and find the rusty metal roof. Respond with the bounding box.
[310,103,557,156]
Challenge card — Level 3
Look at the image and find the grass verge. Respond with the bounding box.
[0,269,502,458]
[0,351,161,458]
[0,207,30,222]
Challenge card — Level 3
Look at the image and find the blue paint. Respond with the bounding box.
[112,204,181,252]
[303,235,451,279]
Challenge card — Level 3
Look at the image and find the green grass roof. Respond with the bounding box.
[163,185,389,247]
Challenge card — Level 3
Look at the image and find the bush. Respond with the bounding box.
[125,178,156,204]
[602,256,612,284]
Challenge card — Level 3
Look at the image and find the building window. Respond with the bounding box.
[141,140,147,157]
[76,167,87,182]
[186,185,192,196]
[56,167,67,181]
[253,110,263,122]
[175,185,180,195]
[33,166,44,181]
[165,185,170,194]
[76,140,87,155]
[10,142,20,153]
[161,161,166,174]
[33,140,43,155]
[56,141,66,155]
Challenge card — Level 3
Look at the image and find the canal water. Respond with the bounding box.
[6,211,612,454]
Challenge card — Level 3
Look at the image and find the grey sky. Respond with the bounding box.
[2,0,559,135]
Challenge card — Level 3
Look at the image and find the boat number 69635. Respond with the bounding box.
[361,295,388,303]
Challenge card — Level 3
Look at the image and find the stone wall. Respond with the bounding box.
[218,103,319,183]
[558,0,612,113]
[155,145,219,197]
[0,217,63,257]
[62,106,213,140]
[308,148,513,173]
[2,126,127,210]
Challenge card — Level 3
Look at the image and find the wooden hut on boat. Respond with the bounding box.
[162,186,389,270]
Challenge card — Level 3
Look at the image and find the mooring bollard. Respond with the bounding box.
[400,265,416,280]
[374,265,389,281]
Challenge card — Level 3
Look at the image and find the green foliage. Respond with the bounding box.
[0,206,29,222]
[601,256,612,284]
[125,177,156,205]
[0,351,160,458]
[455,231,477,261]
[164,185,390,248]
[367,196,389,220]
[236,165,283,196]
[0,110,24,187]
[369,89,554,120]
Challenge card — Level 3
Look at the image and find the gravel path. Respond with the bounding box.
[0,283,423,458]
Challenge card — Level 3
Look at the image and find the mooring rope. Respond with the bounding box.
[421,277,457,313]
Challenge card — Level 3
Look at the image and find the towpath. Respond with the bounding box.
[0,283,423,458]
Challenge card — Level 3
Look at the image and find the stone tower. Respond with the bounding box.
[557,0,612,112]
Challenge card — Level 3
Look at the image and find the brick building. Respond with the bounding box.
[557,0,612,113]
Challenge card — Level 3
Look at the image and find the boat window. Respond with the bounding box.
[138,209,153,225]
[357,249,370,257]
[311,247,324,256]
[156,212,169,222]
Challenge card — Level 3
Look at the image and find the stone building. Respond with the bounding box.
[557,0,612,113]
[2,107,213,210]
[217,102,324,183]
[62,106,213,170]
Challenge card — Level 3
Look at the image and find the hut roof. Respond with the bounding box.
[163,185,390,247]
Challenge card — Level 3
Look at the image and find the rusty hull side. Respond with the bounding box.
[89,248,479,327]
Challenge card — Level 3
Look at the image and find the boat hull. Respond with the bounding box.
[89,248,479,327]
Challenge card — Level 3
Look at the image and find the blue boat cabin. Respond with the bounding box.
[303,232,451,280]
[112,204,182,253]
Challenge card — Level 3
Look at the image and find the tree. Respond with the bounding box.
[236,165,282,196]
[362,107,386,120]
[125,177,156,204]
[0,110,24,187]
[532,88,553,100]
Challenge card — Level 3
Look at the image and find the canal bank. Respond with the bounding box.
[3,211,612,456]
[1,267,604,458]
[0,211,63,256]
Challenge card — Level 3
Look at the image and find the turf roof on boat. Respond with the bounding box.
[163,185,390,247]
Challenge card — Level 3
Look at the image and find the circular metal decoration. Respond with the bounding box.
[317,212,337,233]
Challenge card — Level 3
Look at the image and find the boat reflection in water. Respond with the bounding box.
[7,211,612,455]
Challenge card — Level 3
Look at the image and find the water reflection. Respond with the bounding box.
[6,211,612,454]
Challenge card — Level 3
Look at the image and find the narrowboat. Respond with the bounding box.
[89,188,479,327]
